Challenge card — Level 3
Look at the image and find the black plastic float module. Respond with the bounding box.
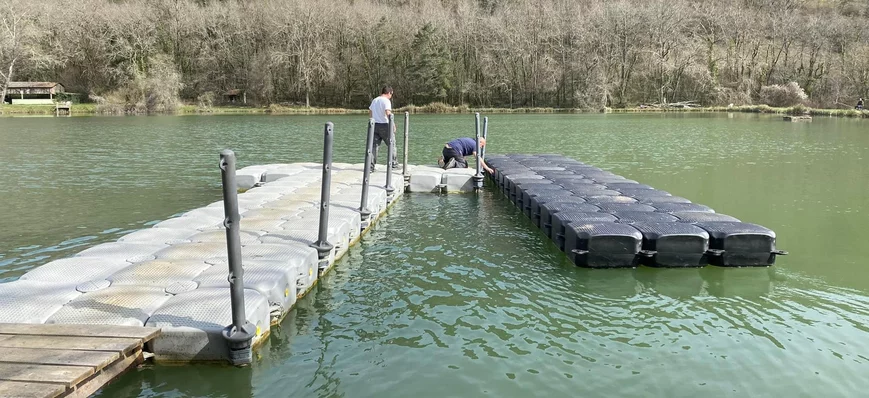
[629,222,711,268]
[485,154,787,268]
[635,195,693,204]
[539,202,602,236]
[585,196,640,205]
[611,211,679,224]
[673,212,741,223]
[550,212,619,250]
[695,222,785,267]
[524,190,582,219]
[563,222,644,268]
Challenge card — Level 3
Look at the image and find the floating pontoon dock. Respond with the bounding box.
[0,116,784,395]
[486,154,785,268]
[0,114,485,366]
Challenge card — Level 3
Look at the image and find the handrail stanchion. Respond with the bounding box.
[482,117,489,159]
[219,149,255,366]
[311,123,335,262]
[402,111,410,187]
[360,119,375,224]
[473,113,483,190]
[385,113,396,200]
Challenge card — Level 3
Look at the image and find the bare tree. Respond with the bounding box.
[3,0,868,110]
[0,0,36,104]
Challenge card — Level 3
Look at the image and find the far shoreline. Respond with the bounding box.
[1,103,867,119]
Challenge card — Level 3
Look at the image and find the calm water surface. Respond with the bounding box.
[0,113,867,397]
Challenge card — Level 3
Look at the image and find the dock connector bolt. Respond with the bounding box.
[638,250,657,257]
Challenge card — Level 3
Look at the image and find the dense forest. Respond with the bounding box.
[2,0,868,111]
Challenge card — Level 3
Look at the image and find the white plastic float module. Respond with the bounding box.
[235,166,271,190]
[19,256,134,284]
[195,259,297,319]
[108,259,212,287]
[409,167,444,192]
[0,280,81,323]
[443,168,478,192]
[46,285,172,327]
[118,227,198,245]
[186,230,262,245]
[75,242,166,263]
[145,288,270,362]
[262,165,307,183]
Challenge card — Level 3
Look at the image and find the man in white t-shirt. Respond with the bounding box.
[368,86,397,170]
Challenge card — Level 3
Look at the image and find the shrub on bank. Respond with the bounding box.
[759,82,808,107]
[92,55,182,115]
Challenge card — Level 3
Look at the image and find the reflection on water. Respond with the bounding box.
[701,267,775,298]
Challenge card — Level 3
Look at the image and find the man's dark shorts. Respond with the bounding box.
[373,123,390,140]
[442,146,468,169]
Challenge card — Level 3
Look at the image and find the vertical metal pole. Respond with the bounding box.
[482,117,489,159]
[311,123,335,260]
[360,119,374,220]
[219,149,255,366]
[402,112,409,180]
[385,113,396,197]
[473,113,483,190]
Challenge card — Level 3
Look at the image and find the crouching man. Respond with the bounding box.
[438,137,493,174]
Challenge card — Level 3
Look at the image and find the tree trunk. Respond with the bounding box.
[0,59,16,105]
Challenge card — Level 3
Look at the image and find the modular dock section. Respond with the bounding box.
[0,163,481,368]
[486,154,786,268]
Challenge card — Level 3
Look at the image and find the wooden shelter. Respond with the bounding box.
[3,82,65,105]
[222,89,246,104]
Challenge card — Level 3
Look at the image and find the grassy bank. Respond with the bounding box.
[0,104,98,116]
[610,104,869,118]
[3,102,868,119]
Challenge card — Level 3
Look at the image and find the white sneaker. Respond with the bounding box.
[444,158,457,169]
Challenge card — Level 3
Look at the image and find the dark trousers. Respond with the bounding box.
[442,146,468,169]
[371,123,396,169]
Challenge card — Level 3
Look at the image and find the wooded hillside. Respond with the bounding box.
[2,0,867,110]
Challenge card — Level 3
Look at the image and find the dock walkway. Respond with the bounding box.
[0,323,160,398]
[0,162,479,365]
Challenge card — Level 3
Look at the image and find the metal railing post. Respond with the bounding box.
[402,111,409,183]
[482,116,489,159]
[473,113,483,190]
[311,123,335,260]
[219,149,255,366]
[360,119,374,221]
[385,113,396,199]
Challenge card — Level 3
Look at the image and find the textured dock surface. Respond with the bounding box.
[0,163,479,364]
[0,323,160,398]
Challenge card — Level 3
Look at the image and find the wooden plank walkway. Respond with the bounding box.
[0,324,160,398]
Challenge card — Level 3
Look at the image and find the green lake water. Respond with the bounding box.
[0,113,867,397]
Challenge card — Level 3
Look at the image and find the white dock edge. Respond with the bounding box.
[0,162,480,363]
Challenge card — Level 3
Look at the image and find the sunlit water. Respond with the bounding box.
[1,113,867,396]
